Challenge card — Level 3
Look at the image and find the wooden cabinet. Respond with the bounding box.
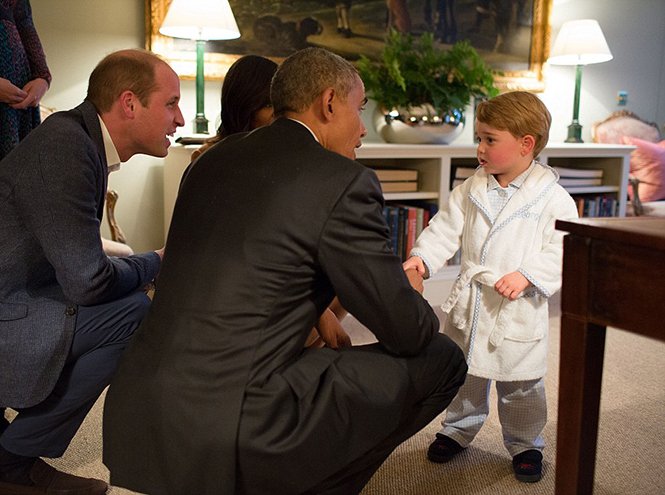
[163,142,633,304]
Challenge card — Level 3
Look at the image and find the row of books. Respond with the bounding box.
[382,201,438,261]
[451,165,477,189]
[571,194,619,217]
[553,166,604,187]
[372,168,419,193]
[451,165,606,189]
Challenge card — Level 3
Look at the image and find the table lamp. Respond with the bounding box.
[548,19,613,143]
[159,0,241,134]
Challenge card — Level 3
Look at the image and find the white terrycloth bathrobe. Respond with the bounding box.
[411,161,578,381]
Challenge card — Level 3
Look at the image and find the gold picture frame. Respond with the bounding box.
[494,0,552,92]
[146,0,552,91]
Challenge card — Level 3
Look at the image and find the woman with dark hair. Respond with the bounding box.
[191,55,278,160]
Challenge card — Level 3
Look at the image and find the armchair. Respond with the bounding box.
[102,190,134,256]
[592,110,665,216]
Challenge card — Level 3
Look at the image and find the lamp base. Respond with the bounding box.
[565,122,583,143]
[193,114,209,135]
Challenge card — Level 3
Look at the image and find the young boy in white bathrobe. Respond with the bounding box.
[403,91,579,482]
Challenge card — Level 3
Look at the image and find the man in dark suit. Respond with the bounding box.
[103,47,467,495]
[0,49,184,494]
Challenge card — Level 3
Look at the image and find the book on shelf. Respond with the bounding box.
[558,177,604,187]
[552,166,603,178]
[571,193,618,217]
[404,206,418,256]
[372,168,418,182]
[383,206,400,256]
[372,167,419,193]
[415,207,424,238]
[405,200,439,225]
[383,200,439,260]
[453,165,477,179]
[380,181,419,193]
[383,201,438,261]
[396,207,406,259]
[450,165,478,190]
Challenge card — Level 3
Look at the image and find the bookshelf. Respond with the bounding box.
[163,142,633,305]
[356,142,633,215]
[356,142,633,303]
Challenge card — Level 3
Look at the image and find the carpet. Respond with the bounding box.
[26,299,665,494]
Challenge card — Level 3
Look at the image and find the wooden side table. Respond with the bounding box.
[555,217,665,494]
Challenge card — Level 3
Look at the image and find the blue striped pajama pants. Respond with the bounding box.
[439,373,547,457]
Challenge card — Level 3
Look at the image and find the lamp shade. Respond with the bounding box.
[159,0,241,41]
[548,19,613,66]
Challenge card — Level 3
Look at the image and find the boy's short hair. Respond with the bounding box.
[476,91,551,157]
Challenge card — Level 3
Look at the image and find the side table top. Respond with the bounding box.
[556,217,665,251]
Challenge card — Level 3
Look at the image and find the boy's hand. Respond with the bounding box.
[494,271,530,300]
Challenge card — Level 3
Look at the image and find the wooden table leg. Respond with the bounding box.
[555,315,606,494]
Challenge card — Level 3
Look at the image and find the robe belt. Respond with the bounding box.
[441,262,515,348]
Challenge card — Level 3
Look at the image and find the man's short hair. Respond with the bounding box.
[271,47,359,116]
[86,49,166,113]
[476,91,552,157]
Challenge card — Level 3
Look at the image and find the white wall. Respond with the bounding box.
[30,0,153,252]
[542,0,665,143]
[29,0,665,250]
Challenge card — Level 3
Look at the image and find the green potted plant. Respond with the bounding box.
[357,30,499,144]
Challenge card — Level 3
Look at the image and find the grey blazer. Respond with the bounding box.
[0,101,160,408]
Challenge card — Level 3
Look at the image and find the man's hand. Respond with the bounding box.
[494,271,530,300]
[314,308,352,349]
[405,268,424,294]
[327,296,347,320]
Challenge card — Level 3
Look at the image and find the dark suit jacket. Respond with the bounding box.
[103,118,439,494]
[0,101,160,408]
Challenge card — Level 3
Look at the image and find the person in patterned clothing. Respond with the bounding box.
[0,0,51,161]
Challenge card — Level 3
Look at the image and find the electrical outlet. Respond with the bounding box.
[617,90,628,106]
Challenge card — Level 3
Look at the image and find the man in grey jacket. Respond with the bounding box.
[0,48,184,494]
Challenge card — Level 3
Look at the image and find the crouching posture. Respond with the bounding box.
[103,47,467,495]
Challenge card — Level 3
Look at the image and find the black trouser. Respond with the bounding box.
[305,333,467,495]
[0,292,150,458]
[236,332,467,495]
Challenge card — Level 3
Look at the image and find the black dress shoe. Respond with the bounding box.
[0,459,108,495]
[512,449,543,483]
[426,434,465,463]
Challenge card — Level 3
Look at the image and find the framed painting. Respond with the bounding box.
[146,0,552,91]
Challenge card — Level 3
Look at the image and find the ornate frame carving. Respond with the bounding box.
[145,0,552,91]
